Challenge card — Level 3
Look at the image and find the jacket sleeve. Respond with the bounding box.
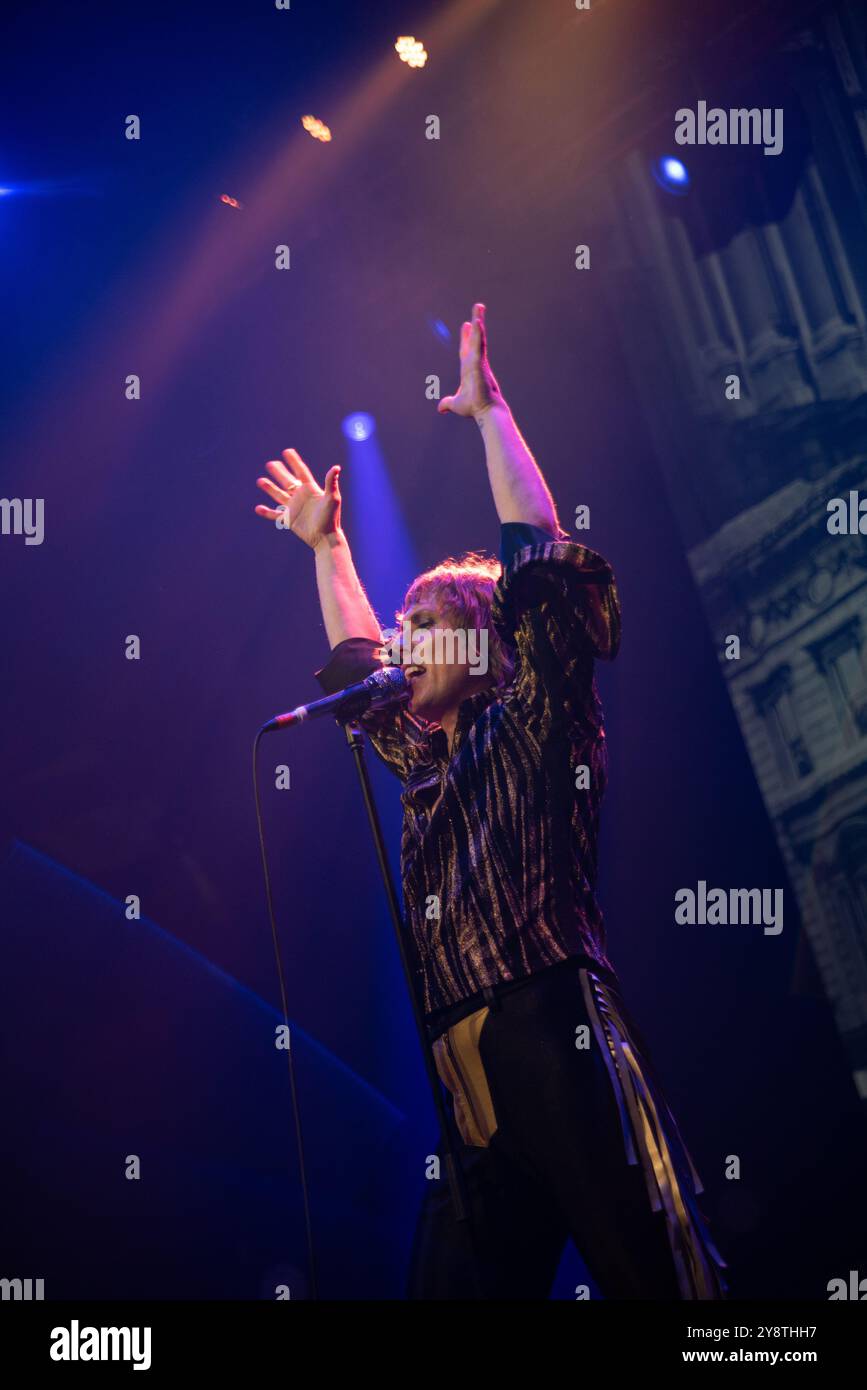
[313,636,423,782]
[491,533,621,736]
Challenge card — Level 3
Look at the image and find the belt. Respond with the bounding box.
[425,953,622,1043]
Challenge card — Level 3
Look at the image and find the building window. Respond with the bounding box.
[749,664,813,782]
[807,617,867,743]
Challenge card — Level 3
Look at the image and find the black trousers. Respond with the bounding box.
[407,958,729,1300]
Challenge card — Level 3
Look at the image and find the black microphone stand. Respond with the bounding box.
[341,718,484,1298]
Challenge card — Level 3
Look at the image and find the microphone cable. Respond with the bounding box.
[252,725,318,1300]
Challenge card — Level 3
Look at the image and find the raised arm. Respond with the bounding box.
[254,448,381,649]
[438,303,564,536]
[313,531,381,650]
[439,304,620,734]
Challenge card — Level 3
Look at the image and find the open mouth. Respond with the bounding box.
[406,666,426,700]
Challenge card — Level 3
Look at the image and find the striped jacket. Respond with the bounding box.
[314,524,622,1037]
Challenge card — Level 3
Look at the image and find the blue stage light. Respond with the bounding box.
[663,157,688,183]
[652,156,690,194]
[342,412,375,442]
[426,315,452,343]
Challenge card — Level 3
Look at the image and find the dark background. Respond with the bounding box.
[1,0,863,1299]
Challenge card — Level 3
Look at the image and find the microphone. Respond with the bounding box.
[261,665,411,732]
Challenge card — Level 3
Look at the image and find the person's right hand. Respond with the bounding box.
[254,449,341,550]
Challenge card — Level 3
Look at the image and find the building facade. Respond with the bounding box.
[601,0,867,1094]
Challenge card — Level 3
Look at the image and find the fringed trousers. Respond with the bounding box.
[408,957,729,1300]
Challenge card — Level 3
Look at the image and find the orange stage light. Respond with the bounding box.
[395,35,428,69]
[301,114,332,142]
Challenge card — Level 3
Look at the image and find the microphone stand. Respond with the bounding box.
[341,718,483,1297]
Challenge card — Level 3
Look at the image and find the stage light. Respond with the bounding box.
[662,157,688,184]
[342,412,375,442]
[301,114,332,142]
[395,36,428,69]
[220,194,242,209]
[652,156,690,194]
[427,316,451,342]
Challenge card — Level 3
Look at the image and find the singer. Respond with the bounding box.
[253,304,729,1300]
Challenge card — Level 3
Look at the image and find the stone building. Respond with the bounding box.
[600,0,867,1094]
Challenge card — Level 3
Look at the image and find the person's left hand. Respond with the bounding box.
[437,303,504,419]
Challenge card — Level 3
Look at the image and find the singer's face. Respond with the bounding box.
[399,601,490,724]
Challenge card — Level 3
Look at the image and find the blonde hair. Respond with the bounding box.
[396,551,515,696]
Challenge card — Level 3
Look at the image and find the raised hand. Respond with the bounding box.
[254,448,341,550]
[437,302,504,419]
